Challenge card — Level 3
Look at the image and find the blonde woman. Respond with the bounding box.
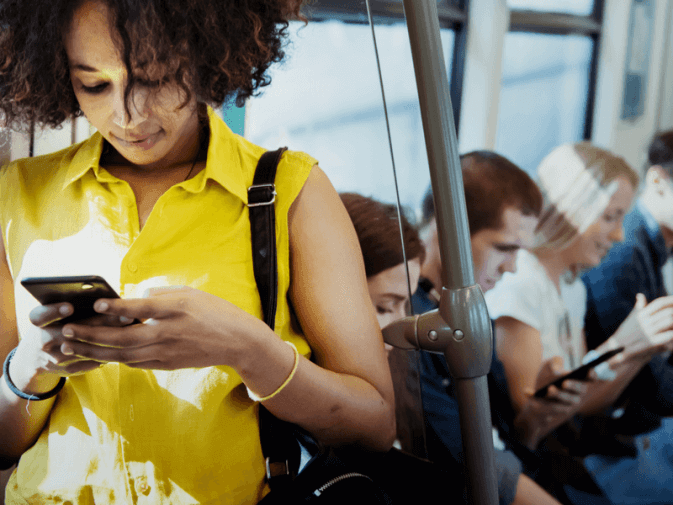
[485,143,673,503]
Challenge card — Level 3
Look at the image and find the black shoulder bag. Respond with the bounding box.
[249,148,464,505]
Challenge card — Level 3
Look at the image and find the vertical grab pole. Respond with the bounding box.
[402,1,499,504]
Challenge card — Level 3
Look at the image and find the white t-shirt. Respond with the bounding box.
[485,250,587,369]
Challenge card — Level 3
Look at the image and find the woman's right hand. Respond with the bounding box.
[514,356,588,449]
[9,302,129,394]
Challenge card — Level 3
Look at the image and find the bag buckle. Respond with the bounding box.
[247,184,277,207]
[266,457,290,480]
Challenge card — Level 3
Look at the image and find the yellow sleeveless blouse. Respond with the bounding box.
[1,108,314,504]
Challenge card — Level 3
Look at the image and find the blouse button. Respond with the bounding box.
[128,262,138,273]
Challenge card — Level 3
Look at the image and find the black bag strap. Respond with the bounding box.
[248,147,301,492]
[248,147,286,330]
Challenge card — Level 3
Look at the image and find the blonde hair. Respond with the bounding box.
[534,142,639,252]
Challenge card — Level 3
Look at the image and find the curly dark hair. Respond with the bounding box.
[0,0,303,130]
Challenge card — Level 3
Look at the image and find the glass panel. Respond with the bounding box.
[507,0,594,16]
[245,20,454,214]
[494,32,593,176]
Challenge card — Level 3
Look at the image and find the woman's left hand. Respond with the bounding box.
[58,286,270,370]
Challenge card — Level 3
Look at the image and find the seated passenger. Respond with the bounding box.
[416,151,585,505]
[340,192,467,504]
[486,143,673,504]
[583,129,673,384]
[340,192,424,330]
[579,130,673,504]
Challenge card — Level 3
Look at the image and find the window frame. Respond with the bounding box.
[302,0,469,132]
[507,1,605,140]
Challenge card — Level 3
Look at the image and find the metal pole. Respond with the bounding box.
[402,1,472,291]
[401,1,499,504]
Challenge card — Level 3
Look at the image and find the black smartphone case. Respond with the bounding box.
[534,347,625,398]
[21,275,120,325]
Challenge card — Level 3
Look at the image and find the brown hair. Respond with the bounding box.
[421,150,543,235]
[340,193,425,278]
[648,130,673,175]
[0,0,304,129]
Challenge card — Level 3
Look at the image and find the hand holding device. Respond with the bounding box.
[534,347,624,398]
[9,276,127,388]
[21,275,128,325]
[52,285,271,371]
[14,275,140,380]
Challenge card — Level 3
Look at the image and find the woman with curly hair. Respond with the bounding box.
[0,1,395,503]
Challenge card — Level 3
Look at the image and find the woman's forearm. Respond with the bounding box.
[235,330,395,451]
[576,356,647,416]
[268,360,395,450]
[0,359,56,461]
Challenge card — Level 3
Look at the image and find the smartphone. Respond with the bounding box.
[534,346,625,398]
[21,275,122,325]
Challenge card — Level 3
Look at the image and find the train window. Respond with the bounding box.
[245,20,455,210]
[495,1,603,176]
[506,0,595,16]
[494,32,594,175]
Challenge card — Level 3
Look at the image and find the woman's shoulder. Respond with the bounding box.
[275,150,318,202]
[221,137,317,212]
[207,110,317,203]
[0,135,99,194]
[235,137,316,185]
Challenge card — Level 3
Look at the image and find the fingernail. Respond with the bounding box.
[119,316,132,324]
[59,304,72,315]
[61,345,74,355]
[62,327,74,337]
[96,301,109,312]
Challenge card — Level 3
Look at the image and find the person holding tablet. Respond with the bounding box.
[0,1,395,503]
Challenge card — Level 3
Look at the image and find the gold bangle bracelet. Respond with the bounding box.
[246,341,299,403]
